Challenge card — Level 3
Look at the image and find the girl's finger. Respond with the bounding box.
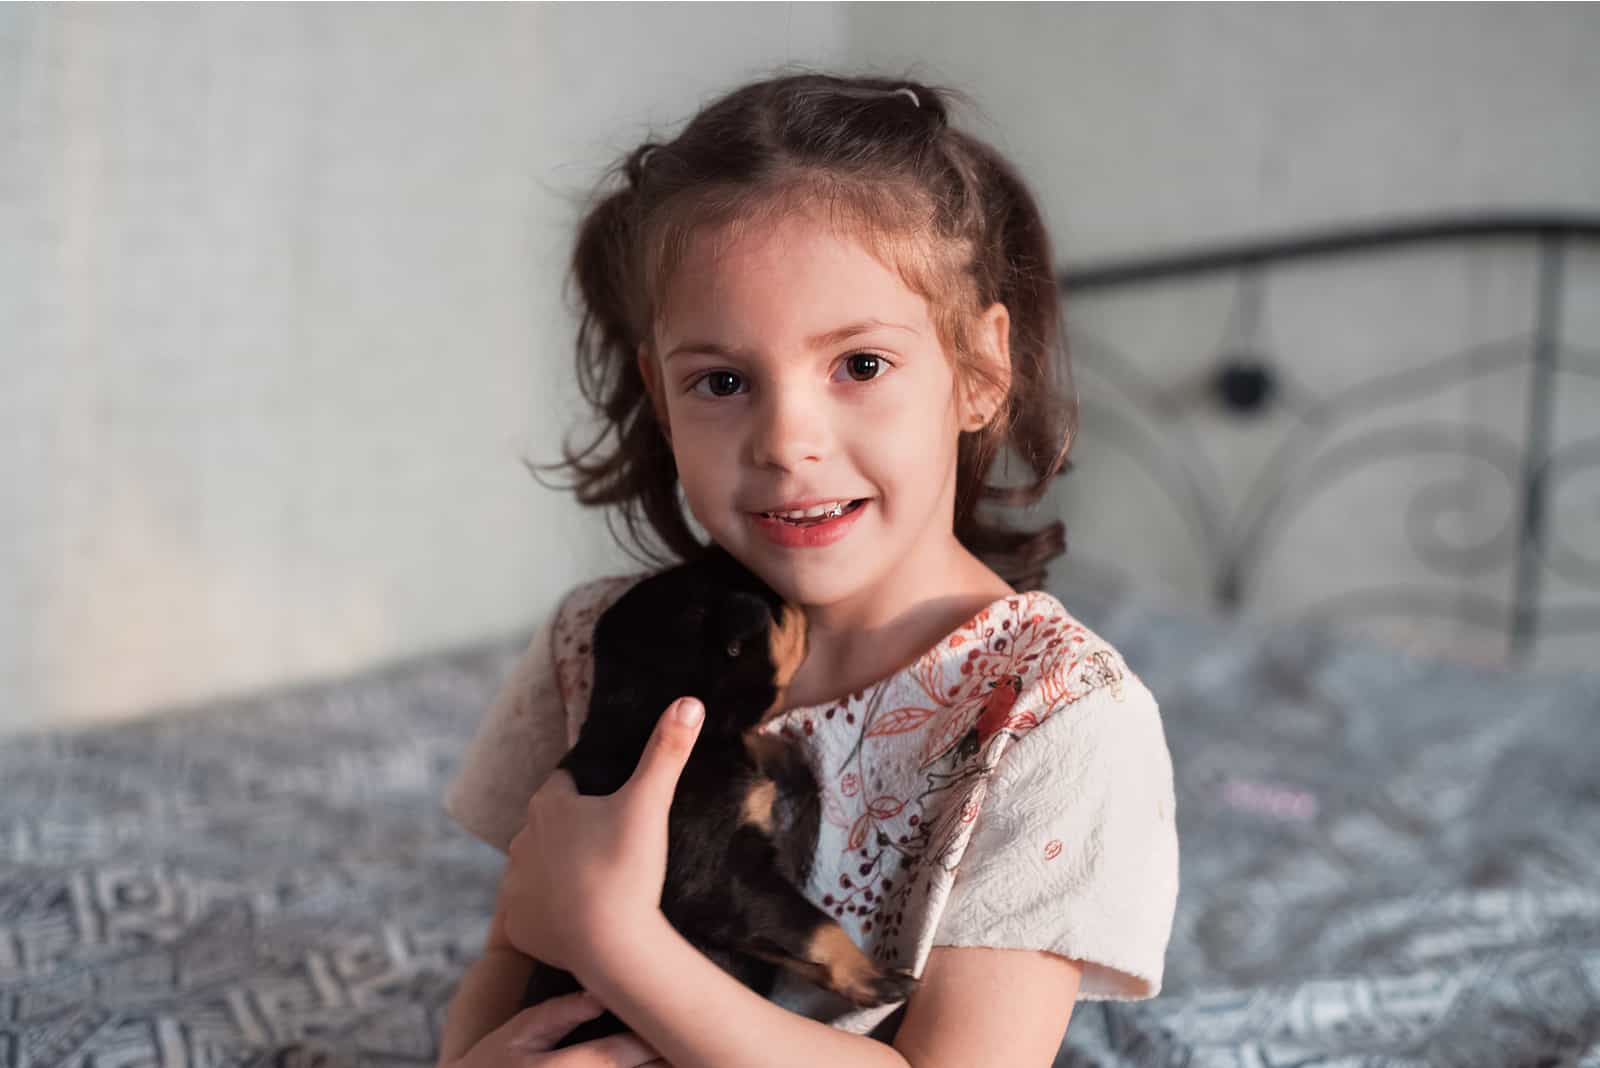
[545,768,579,797]
[548,1030,663,1066]
[524,769,577,822]
[500,991,606,1053]
[624,699,702,807]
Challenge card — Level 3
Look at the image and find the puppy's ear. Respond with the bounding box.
[719,592,773,648]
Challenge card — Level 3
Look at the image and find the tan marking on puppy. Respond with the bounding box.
[740,730,788,775]
[807,924,890,1005]
[769,603,807,687]
[741,776,777,833]
[754,603,808,727]
[741,923,892,1005]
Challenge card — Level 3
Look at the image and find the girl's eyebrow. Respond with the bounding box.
[662,319,917,363]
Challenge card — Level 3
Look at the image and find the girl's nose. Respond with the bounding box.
[749,385,827,471]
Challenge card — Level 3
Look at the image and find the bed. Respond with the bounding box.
[4,215,1597,1067]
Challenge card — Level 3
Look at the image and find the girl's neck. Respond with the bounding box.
[781,541,1016,711]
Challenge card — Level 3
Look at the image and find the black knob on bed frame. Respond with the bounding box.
[1213,359,1277,415]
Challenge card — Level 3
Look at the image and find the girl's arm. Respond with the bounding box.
[436,949,534,1065]
[578,914,1086,1068]
[890,945,1084,1067]
[436,893,533,1064]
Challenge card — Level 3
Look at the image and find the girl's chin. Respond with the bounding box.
[735,553,872,607]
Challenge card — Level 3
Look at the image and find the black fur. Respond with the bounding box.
[518,546,916,1046]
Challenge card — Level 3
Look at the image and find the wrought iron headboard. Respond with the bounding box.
[1056,214,1600,667]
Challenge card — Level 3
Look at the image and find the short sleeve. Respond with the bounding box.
[442,616,569,854]
[442,574,644,853]
[934,664,1179,1001]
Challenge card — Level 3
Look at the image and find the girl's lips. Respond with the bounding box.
[749,499,869,549]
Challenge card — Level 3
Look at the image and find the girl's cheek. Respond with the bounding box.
[675,399,738,434]
[675,421,734,464]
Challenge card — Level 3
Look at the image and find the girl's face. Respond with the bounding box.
[641,210,1008,619]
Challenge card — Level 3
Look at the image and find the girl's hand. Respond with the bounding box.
[502,696,705,977]
[443,990,670,1067]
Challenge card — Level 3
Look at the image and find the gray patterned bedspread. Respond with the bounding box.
[3,578,1598,1067]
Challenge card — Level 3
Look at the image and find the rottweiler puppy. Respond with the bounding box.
[520,545,918,1045]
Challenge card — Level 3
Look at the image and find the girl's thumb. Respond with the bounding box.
[502,991,605,1054]
[629,697,703,797]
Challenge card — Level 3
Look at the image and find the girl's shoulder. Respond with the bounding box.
[808,585,1150,731]
[441,569,645,854]
[955,587,1162,780]
[549,570,652,743]
[941,586,1146,716]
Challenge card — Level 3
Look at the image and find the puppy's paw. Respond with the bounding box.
[804,925,919,1008]
[837,962,918,1008]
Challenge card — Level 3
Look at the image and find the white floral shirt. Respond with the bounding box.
[444,572,1179,1035]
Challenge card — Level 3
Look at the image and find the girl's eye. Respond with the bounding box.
[691,370,745,398]
[839,353,889,383]
[688,353,890,397]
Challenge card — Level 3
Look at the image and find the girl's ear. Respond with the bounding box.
[960,302,1013,431]
[637,341,673,445]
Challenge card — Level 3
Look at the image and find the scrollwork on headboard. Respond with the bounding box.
[1057,214,1600,668]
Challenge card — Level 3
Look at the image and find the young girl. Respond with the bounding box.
[437,71,1178,1068]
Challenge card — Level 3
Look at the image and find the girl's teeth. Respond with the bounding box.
[771,501,849,520]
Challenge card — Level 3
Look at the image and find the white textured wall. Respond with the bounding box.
[5,5,1598,732]
[844,4,1600,257]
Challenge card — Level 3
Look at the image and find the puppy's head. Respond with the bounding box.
[593,547,807,732]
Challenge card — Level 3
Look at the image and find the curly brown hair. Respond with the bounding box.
[528,69,1078,591]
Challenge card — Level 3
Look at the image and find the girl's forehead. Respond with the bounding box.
[684,210,880,269]
[656,214,933,327]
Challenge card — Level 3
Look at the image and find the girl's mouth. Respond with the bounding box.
[758,499,866,526]
[749,499,869,548]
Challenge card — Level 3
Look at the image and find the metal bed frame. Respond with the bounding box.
[1058,214,1600,665]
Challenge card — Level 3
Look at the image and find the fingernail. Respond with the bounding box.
[674,697,703,727]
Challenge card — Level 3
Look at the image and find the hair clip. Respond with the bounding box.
[639,147,659,168]
[892,87,920,108]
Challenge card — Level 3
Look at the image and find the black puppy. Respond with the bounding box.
[520,546,918,1045]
